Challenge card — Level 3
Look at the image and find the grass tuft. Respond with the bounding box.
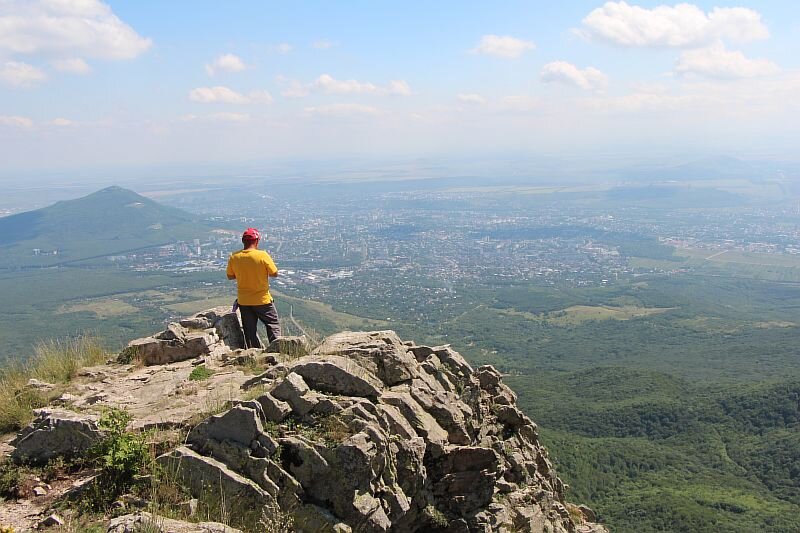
[188,365,214,382]
[0,334,108,434]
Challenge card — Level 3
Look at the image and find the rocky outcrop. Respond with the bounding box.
[155,329,606,532]
[10,408,103,465]
[3,313,605,533]
[123,307,245,365]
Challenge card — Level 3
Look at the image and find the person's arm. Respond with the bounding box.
[226,258,236,280]
[264,254,279,277]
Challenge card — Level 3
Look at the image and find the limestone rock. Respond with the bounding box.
[11,408,103,465]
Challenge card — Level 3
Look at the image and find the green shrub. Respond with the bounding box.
[188,365,214,381]
[81,408,151,510]
[0,460,21,499]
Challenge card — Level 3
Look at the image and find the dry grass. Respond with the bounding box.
[0,335,108,433]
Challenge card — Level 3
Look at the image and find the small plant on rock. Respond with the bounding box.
[0,460,21,499]
[81,408,151,510]
[188,364,214,381]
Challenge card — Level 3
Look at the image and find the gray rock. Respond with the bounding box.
[40,514,65,528]
[313,331,418,385]
[26,378,55,391]
[180,316,213,330]
[266,335,311,357]
[106,512,242,532]
[157,447,271,526]
[290,356,383,398]
[187,405,277,458]
[272,372,319,416]
[11,408,103,465]
[125,330,217,366]
[256,392,293,423]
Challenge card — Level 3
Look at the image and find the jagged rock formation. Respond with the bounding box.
[2,309,606,533]
[160,329,604,532]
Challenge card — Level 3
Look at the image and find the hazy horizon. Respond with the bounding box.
[1,0,799,181]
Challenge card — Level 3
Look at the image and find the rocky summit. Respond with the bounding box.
[0,307,607,533]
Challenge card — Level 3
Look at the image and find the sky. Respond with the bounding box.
[1,0,799,179]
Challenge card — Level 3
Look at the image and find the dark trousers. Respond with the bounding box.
[239,303,281,348]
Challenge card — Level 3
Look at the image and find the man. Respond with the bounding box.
[226,228,281,348]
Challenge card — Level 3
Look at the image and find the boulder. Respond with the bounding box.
[256,392,293,423]
[107,512,242,533]
[313,331,418,385]
[157,446,272,527]
[271,372,319,416]
[290,356,383,398]
[11,408,103,465]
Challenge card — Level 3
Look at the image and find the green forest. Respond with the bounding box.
[1,247,799,532]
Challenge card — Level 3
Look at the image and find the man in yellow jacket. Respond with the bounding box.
[226,228,281,348]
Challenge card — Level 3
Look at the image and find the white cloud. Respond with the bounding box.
[209,112,251,122]
[189,86,273,105]
[274,43,292,54]
[190,86,248,104]
[50,117,75,126]
[579,2,769,48]
[457,93,486,104]
[0,60,47,87]
[281,81,310,99]
[0,0,151,59]
[386,79,412,96]
[0,115,34,128]
[471,35,535,58]
[540,61,609,92]
[281,74,412,98]
[304,103,381,117]
[312,39,337,50]
[248,90,274,104]
[675,42,779,79]
[205,53,246,76]
[51,57,91,74]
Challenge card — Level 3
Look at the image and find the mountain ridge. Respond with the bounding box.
[0,186,206,268]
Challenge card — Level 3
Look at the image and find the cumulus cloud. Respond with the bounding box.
[205,53,246,76]
[51,57,91,74]
[0,60,47,87]
[281,74,412,98]
[0,115,34,128]
[189,86,273,104]
[303,103,381,117]
[675,42,779,79]
[471,35,535,58]
[457,93,487,104]
[540,61,609,92]
[315,74,411,95]
[0,0,151,59]
[579,1,769,48]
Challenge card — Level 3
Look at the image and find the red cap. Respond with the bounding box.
[242,228,260,241]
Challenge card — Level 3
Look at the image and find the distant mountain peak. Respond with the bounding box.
[0,186,205,266]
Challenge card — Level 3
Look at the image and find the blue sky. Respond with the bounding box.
[1,1,799,178]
